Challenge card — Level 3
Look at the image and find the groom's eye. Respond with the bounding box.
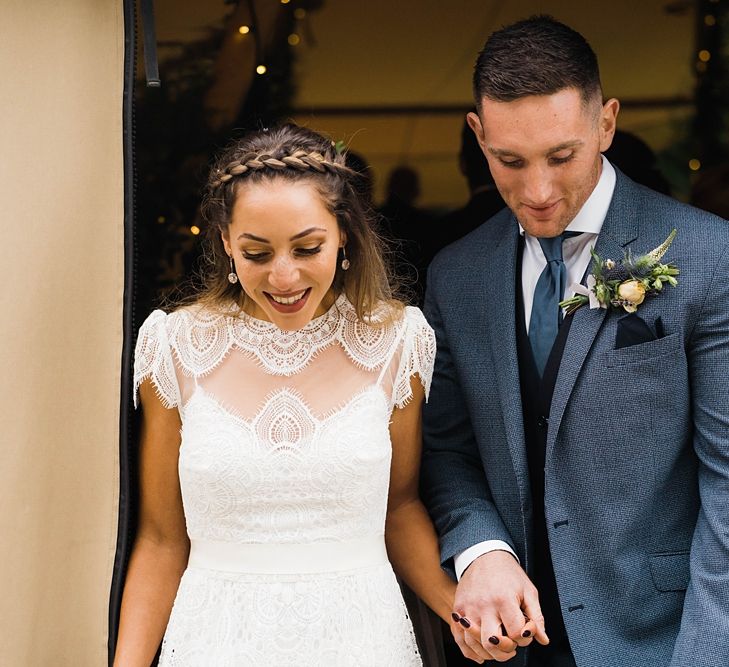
[499,158,524,168]
[549,153,574,165]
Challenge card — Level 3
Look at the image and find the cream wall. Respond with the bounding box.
[0,1,123,664]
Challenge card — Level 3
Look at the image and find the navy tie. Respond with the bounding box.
[528,233,573,376]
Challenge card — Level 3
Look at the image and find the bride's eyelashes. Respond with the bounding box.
[241,245,324,263]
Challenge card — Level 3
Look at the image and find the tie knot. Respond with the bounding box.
[537,231,580,263]
[538,235,565,263]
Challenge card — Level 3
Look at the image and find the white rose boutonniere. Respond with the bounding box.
[560,229,679,315]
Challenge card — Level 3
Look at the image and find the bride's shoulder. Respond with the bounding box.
[351,299,432,339]
[137,302,235,348]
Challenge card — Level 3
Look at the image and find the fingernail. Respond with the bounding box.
[522,630,532,638]
[459,617,471,629]
[451,612,461,622]
[488,636,500,645]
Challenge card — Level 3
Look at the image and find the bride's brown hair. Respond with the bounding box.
[190,123,401,322]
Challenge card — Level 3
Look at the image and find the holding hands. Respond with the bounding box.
[449,551,549,663]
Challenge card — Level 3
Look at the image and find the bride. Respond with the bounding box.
[113,124,471,666]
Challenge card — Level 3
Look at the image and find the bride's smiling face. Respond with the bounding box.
[222,179,345,330]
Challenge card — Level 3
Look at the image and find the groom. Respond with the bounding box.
[422,15,729,667]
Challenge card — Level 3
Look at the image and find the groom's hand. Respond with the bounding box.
[453,550,549,662]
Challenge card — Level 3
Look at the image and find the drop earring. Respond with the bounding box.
[227,255,239,284]
[340,246,350,271]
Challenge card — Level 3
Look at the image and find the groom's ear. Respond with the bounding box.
[466,111,487,153]
[598,98,620,152]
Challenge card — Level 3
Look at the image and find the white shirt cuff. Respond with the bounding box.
[454,541,520,581]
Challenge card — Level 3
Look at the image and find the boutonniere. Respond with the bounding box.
[560,229,680,315]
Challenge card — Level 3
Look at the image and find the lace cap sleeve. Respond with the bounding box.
[133,310,181,409]
[391,306,436,409]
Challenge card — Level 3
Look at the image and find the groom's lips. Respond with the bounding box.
[524,201,561,219]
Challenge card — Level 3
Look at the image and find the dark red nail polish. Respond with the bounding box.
[488,636,500,645]
[451,612,461,622]
[522,630,532,638]
[459,617,471,629]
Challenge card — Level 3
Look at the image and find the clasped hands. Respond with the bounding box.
[449,550,549,663]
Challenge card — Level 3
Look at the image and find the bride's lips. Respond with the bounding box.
[523,200,561,220]
[264,288,311,314]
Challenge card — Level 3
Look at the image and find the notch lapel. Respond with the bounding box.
[546,172,640,459]
[484,216,532,506]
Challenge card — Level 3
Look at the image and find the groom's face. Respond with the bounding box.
[468,87,618,238]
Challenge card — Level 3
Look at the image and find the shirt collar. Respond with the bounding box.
[519,155,616,237]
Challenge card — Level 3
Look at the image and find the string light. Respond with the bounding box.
[238,25,250,35]
[280,0,290,4]
[698,49,711,62]
[157,215,166,224]
[256,64,267,75]
[696,61,707,73]
[190,225,201,235]
[288,33,300,46]
[294,8,306,19]
[704,14,716,26]
[688,159,701,171]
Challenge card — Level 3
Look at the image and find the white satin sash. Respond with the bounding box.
[187,536,389,574]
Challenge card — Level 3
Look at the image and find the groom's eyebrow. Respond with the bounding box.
[547,140,584,153]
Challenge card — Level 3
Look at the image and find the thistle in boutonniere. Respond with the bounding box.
[559,229,680,315]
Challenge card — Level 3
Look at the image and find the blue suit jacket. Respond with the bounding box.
[422,168,729,667]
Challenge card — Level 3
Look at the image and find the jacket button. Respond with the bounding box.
[537,415,549,428]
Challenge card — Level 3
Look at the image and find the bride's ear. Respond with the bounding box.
[221,231,232,256]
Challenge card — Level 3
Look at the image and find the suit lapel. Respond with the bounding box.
[546,171,640,459]
[484,215,531,495]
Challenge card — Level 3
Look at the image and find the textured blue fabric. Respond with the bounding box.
[421,166,729,667]
[529,234,569,375]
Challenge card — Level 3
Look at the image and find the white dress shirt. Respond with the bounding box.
[453,157,617,580]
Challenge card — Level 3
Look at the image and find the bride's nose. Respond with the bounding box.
[268,255,301,290]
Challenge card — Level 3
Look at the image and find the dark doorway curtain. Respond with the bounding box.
[108,0,140,663]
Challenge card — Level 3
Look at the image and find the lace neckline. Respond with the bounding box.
[231,292,348,337]
[168,294,401,378]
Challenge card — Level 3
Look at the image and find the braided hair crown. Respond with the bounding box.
[208,123,355,190]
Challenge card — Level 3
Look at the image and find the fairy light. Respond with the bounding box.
[688,159,701,172]
[190,225,201,235]
[280,0,290,4]
[157,215,166,224]
[696,61,707,73]
[294,8,306,19]
[238,25,250,35]
[698,50,711,62]
[288,33,300,46]
[704,14,716,26]
[256,64,267,75]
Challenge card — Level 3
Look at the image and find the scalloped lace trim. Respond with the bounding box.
[133,297,435,410]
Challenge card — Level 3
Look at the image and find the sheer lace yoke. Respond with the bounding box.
[133,295,435,419]
[169,294,404,378]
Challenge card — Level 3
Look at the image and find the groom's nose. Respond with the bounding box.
[521,164,554,206]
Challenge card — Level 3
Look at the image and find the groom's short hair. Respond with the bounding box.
[474,15,602,106]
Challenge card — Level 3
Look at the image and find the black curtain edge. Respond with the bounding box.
[108,0,137,662]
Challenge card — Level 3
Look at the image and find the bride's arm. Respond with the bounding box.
[114,379,190,667]
[385,375,456,624]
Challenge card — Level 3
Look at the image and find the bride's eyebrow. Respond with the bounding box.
[237,227,327,243]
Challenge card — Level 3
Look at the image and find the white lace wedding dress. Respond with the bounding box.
[133,295,435,666]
